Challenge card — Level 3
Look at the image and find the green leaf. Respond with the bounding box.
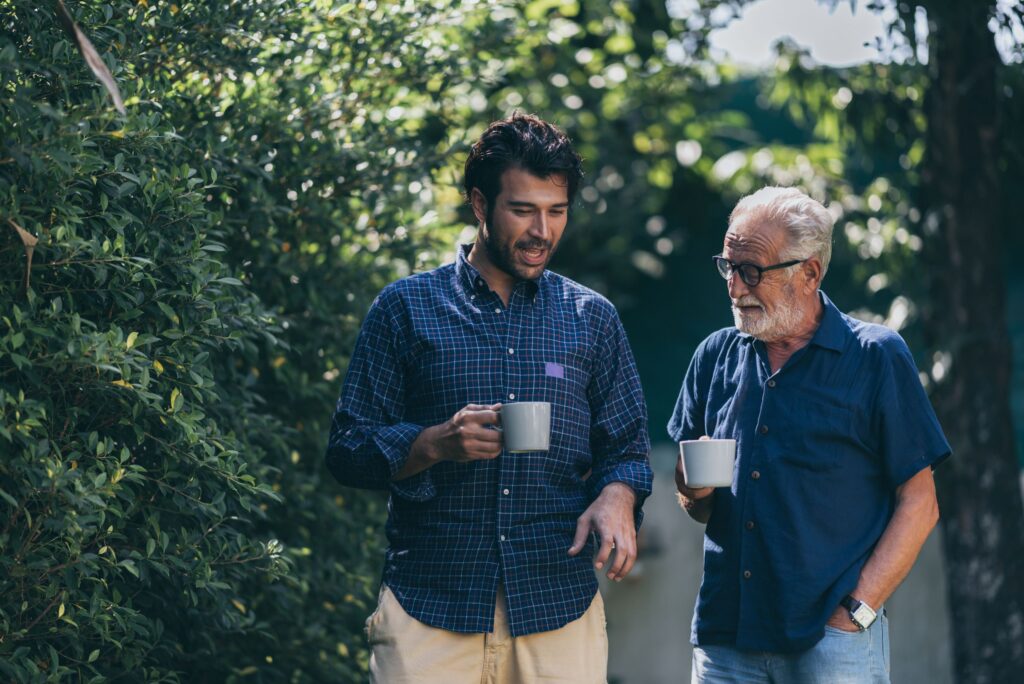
[0,486,18,508]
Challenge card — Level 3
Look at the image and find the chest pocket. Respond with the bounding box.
[540,362,590,422]
[778,401,860,473]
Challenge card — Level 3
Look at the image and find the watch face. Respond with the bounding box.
[851,603,876,629]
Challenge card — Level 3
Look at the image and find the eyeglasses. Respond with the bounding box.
[712,255,806,287]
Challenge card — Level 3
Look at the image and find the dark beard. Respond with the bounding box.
[482,223,554,281]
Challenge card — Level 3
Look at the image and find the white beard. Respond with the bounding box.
[732,281,804,342]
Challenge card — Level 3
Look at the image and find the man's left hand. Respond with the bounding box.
[568,482,637,581]
[825,605,861,633]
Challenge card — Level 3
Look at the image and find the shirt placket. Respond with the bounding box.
[496,286,529,632]
[737,346,774,641]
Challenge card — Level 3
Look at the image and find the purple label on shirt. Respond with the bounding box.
[545,362,565,379]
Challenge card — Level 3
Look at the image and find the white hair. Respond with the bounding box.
[729,186,834,277]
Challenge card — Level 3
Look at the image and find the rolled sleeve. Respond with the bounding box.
[585,308,653,516]
[325,293,438,501]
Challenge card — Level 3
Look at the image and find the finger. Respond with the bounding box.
[593,532,615,571]
[699,435,711,441]
[605,538,626,580]
[464,440,502,459]
[607,535,636,581]
[689,486,715,499]
[675,461,687,490]
[466,426,503,443]
[618,542,638,579]
[567,515,592,556]
[461,409,501,426]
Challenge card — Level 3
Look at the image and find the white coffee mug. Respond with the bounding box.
[679,438,736,488]
[500,402,551,453]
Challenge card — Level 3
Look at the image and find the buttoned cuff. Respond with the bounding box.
[372,422,436,502]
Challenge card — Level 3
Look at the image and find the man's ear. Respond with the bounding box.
[470,188,488,225]
[802,257,823,293]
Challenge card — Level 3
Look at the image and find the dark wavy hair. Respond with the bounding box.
[463,112,584,218]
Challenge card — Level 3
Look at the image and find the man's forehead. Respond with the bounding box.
[725,215,785,258]
[498,167,570,204]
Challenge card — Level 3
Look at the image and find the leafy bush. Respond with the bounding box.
[1,1,510,680]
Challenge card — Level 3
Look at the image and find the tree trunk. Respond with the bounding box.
[919,2,1024,682]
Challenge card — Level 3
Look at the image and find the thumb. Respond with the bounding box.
[568,515,592,556]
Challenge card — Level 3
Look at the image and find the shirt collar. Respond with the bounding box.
[809,291,848,352]
[737,290,848,353]
[455,243,489,295]
[455,243,544,301]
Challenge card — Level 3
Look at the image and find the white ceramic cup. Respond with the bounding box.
[500,402,551,453]
[679,438,736,488]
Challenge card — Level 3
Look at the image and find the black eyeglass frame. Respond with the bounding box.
[712,255,807,287]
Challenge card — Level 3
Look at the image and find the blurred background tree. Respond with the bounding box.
[2,0,1021,681]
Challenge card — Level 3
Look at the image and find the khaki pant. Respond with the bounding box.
[366,584,608,683]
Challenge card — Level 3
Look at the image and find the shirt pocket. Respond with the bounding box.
[778,400,858,473]
[535,362,591,477]
[542,360,588,401]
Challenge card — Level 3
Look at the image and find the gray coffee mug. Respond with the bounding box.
[679,438,736,488]
[499,402,551,453]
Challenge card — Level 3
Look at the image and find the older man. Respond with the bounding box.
[669,186,950,683]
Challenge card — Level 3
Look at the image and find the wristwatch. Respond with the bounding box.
[840,595,878,631]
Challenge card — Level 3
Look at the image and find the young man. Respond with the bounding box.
[670,186,951,683]
[327,113,652,683]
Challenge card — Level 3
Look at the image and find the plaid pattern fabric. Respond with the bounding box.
[326,244,652,636]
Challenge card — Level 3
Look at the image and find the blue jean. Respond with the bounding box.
[692,613,890,683]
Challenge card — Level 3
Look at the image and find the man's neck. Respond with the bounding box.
[467,241,515,306]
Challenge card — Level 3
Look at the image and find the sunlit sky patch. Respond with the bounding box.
[704,0,1021,67]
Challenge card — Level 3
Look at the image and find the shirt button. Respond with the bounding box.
[746,520,755,530]
[751,471,761,480]
[743,570,752,579]
[470,294,476,300]
[508,393,515,400]
[508,348,514,355]
[503,488,510,495]
[494,308,501,314]
[759,425,769,434]
[500,535,506,541]
[767,379,776,388]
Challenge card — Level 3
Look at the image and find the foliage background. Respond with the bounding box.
[1,0,1021,682]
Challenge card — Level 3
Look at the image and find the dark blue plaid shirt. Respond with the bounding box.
[326,244,652,637]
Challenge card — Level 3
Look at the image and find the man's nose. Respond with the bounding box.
[727,271,749,300]
[528,213,552,242]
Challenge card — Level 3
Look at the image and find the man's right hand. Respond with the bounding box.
[417,403,504,463]
[394,404,503,480]
[675,437,715,523]
[674,458,714,501]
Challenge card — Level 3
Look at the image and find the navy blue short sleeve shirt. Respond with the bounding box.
[668,291,950,653]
